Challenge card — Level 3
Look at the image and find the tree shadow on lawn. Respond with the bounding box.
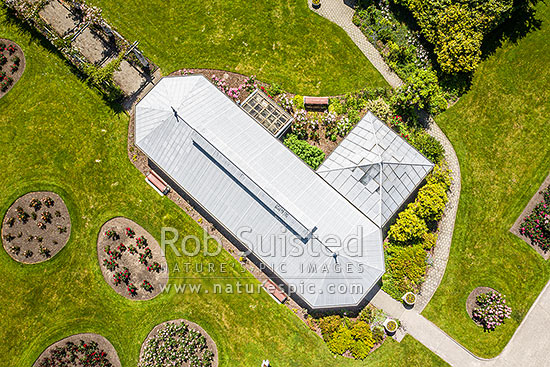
[1,5,124,114]
[481,1,543,60]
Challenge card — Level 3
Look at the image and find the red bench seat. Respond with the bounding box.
[263,279,287,304]
[146,171,170,195]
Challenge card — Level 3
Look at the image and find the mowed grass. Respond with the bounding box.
[89,0,388,95]
[423,1,550,358]
[0,9,446,367]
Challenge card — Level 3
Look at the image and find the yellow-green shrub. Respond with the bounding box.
[388,206,428,245]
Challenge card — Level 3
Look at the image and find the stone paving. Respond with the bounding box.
[308,0,403,88]
[416,117,462,311]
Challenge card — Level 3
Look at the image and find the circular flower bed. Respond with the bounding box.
[139,319,218,367]
[33,333,121,367]
[0,39,25,99]
[97,217,168,300]
[1,191,71,264]
[466,287,512,331]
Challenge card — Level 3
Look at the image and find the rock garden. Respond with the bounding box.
[0,39,25,98]
[33,333,121,367]
[138,319,217,367]
[97,217,168,300]
[1,191,71,264]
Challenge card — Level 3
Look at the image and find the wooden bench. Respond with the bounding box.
[304,96,329,110]
[146,170,170,195]
[262,279,287,304]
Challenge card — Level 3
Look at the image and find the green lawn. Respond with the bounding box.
[88,0,388,96]
[423,1,550,358]
[0,8,446,367]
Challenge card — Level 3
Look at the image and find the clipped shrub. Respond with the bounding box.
[427,163,452,190]
[317,315,342,341]
[388,206,428,245]
[422,232,438,250]
[328,98,345,115]
[327,324,354,355]
[413,183,448,222]
[292,95,304,110]
[357,304,375,324]
[351,321,375,345]
[366,97,392,123]
[410,131,445,163]
[350,340,372,360]
[387,244,427,292]
[372,325,385,344]
[284,134,325,170]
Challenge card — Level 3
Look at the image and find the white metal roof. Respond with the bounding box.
[135,75,384,309]
[317,112,434,227]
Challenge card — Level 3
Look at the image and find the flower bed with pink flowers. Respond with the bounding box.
[472,291,512,331]
[519,185,550,251]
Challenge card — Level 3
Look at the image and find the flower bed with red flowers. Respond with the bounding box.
[33,333,121,367]
[97,217,168,300]
[520,185,550,251]
[0,39,25,98]
[1,191,71,264]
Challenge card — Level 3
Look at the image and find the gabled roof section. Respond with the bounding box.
[317,112,434,227]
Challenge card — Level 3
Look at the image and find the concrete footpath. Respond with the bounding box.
[371,282,550,366]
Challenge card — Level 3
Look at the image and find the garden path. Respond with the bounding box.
[309,1,550,366]
[371,280,550,366]
[308,0,403,88]
[309,0,461,313]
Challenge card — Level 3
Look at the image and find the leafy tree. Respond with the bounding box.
[394,0,515,73]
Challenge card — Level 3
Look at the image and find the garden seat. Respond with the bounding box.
[262,279,287,304]
[304,96,329,110]
[146,170,170,195]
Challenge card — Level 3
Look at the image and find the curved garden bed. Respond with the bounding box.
[139,319,218,367]
[1,191,71,264]
[0,39,25,98]
[33,333,121,367]
[97,217,168,300]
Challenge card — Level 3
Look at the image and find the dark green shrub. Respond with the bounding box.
[410,132,445,163]
[283,134,325,170]
[386,244,427,292]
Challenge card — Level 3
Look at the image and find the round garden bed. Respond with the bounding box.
[33,333,121,367]
[466,286,497,323]
[139,319,218,367]
[97,217,168,300]
[0,39,25,99]
[1,191,71,264]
